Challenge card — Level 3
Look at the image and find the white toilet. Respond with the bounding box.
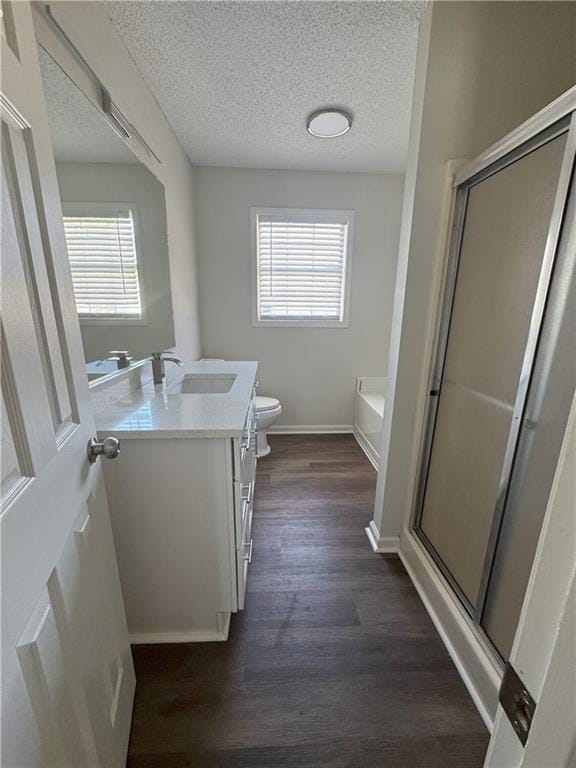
[255,396,282,457]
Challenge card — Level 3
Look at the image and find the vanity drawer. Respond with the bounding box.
[243,390,256,435]
[236,491,254,610]
[234,479,253,542]
[241,439,256,485]
[237,410,257,484]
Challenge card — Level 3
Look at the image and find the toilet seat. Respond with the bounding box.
[255,396,280,412]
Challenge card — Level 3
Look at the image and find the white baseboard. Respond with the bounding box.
[130,612,231,644]
[365,520,399,553]
[268,424,353,435]
[353,428,380,470]
[399,531,501,731]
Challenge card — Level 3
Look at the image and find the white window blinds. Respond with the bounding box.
[255,209,351,323]
[62,208,142,318]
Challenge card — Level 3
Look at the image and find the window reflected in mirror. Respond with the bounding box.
[63,205,143,319]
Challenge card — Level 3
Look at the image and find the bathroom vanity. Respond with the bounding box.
[94,360,258,642]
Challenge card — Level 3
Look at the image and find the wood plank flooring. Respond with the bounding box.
[127,435,489,767]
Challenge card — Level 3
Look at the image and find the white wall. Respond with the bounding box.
[37,2,201,361]
[56,162,175,362]
[194,168,403,428]
[372,0,576,544]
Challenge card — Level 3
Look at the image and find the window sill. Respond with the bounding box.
[252,319,349,329]
[79,317,149,327]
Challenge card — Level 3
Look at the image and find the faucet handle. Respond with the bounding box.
[151,351,182,365]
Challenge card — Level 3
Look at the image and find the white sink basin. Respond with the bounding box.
[171,373,237,394]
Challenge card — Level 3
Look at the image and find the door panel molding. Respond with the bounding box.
[1,156,57,472]
[2,120,75,432]
[0,334,33,504]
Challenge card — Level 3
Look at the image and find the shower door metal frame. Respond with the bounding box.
[411,87,576,656]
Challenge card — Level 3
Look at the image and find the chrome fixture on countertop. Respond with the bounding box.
[151,351,183,384]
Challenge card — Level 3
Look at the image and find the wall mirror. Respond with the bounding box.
[38,45,175,383]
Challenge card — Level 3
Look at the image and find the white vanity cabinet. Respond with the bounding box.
[99,369,258,643]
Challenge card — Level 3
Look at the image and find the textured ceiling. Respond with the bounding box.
[39,47,137,164]
[106,1,424,173]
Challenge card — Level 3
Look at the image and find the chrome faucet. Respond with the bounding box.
[96,351,132,370]
[151,351,183,384]
[108,350,132,369]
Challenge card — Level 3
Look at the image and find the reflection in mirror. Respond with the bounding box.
[38,47,175,382]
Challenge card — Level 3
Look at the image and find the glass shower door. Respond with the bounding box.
[413,125,571,645]
[480,171,576,658]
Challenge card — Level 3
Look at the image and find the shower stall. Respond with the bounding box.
[413,99,576,663]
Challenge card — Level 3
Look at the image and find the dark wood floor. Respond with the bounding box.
[127,435,488,768]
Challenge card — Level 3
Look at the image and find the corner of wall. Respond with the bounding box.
[370,2,432,540]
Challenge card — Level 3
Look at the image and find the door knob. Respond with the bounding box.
[87,436,120,464]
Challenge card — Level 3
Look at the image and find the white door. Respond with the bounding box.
[1,3,135,767]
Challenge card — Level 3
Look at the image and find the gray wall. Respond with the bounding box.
[56,162,175,362]
[194,167,403,427]
[374,0,576,540]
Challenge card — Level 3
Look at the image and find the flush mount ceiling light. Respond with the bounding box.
[306,108,352,138]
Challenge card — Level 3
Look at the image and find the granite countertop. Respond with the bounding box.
[95,360,258,439]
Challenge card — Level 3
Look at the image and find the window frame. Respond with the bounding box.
[250,206,355,328]
[62,201,148,327]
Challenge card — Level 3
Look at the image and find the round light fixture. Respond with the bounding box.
[306,108,352,138]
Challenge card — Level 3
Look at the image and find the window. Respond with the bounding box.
[251,207,354,327]
[62,204,143,321]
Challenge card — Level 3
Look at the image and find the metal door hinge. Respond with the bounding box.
[499,662,536,746]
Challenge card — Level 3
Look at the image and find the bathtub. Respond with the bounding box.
[354,377,386,469]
